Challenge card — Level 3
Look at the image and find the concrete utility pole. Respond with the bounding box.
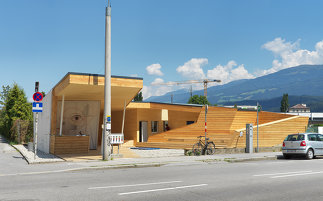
[256,102,259,153]
[103,0,112,160]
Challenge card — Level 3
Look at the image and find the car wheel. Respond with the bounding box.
[283,154,290,159]
[306,149,314,160]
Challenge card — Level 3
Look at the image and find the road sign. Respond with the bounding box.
[257,105,262,112]
[33,92,43,102]
[32,102,43,113]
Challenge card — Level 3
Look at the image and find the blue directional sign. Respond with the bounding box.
[32,102,43,113]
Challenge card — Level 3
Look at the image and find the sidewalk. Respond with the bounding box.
[0,135,282,176]
[0,135,15,153]
[0,143,281,177]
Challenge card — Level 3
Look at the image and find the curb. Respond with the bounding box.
[58,156,278,173]
[222,156,277,163]
[0,156,279,177]
[12,145,65,165]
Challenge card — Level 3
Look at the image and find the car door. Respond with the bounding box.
[316,134,323,155]
[308,134,320,155]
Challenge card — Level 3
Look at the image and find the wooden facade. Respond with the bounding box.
[137,106,309,149]
[124,102,202,145]
[46,72,309,155]
[49,73,143,155]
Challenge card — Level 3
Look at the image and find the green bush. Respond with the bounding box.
[0,84,33,143]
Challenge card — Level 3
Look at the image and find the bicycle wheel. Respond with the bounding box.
[192,143,203,156]
[206,142,216,155]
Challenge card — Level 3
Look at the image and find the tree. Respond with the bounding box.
[280,93,289,112]
[133,91,143,102]
[0,85,10,107]
[188,95,210,105]
[0,83,33,142]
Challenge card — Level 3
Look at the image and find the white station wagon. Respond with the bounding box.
[282,133,323,159]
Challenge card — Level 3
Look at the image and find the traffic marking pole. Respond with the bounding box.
[34,112,38,160]
[204,105,208,154]
[32,83,43,160]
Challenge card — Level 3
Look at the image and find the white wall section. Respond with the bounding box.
[37,90,52,153]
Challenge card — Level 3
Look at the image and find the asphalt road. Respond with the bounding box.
[1,158,323,201]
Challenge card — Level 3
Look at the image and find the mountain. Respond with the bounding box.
[222,95,323,112]
[146,65,323,111]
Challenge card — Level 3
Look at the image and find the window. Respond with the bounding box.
[151,121,158,133]
[163,121,169,132]
[285,134,304,141]
[317,135,323,141]
[308,134,317,141]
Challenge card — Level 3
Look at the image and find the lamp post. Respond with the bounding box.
[103,0,112,160]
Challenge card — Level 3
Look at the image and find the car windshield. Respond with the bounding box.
[285,134,305,141]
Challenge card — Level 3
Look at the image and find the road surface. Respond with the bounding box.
[1,157,323,200]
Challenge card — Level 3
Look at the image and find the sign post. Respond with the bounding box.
[256,102,261,153]
[32,82,43,160]
[204,105,208,154]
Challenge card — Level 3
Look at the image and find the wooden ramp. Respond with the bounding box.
[136,106,309,150]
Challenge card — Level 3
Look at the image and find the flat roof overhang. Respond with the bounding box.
[53,72,143,111]
[127,102,202,113]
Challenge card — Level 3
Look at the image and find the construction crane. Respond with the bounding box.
[151,79,221,99]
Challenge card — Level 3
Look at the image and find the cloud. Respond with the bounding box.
[141,78,174,99]
[207,60,254,84]
[176,58,207,79]
[146,63,163,76]
[151,78,164,85]
[143,38,323,99]
[142,85,173,100]
[260,38,323,75]
[262,37,299,56]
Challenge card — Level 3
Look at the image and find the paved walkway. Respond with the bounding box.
[0,135,15,153]
[0,135,282,176]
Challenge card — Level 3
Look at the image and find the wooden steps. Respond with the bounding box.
[135,106,308,150]
[136,142,226,150]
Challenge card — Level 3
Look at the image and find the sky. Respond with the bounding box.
[1,0,323,101]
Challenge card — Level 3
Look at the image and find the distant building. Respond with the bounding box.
[289,104,310,113]
[225,105,257,111]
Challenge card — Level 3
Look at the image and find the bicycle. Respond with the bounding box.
[192,136,216,155]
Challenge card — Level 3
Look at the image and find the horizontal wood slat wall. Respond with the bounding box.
[233,116,308,148]
[137,106,309,150]
[52,136,90,154]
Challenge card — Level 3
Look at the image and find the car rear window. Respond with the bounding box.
[285,134,305,141]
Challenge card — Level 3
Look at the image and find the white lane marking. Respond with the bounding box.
[271,171,323,179]
[0,168,88,177]
[88,181,182,190]
[119,184,208,195]
[253,171,312,177]
[0,164,144,177]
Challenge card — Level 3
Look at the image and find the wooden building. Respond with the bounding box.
[38,72,142,155]
[136,106,309,150]
[37,72,309,156]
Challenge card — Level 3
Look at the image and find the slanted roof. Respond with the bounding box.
[53,72,143,111]
[290,104,309,109]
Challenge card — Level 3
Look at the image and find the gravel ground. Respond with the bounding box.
[13,144,64,164]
